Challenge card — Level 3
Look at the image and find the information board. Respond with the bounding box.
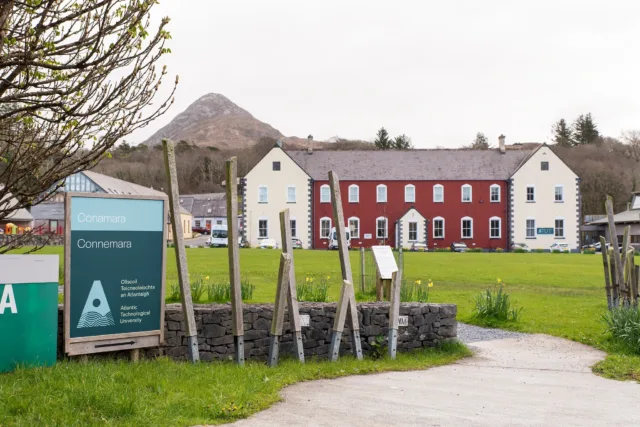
[0,255,59,372]
[371,245,398,280]
[537,228,554,235]
[65,193,167,356]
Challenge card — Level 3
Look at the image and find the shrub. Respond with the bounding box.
[583,248,596,255]
[552,249,562,254]
[241,277,255,300]
[401,279,433,302]
[603,307,640,354]
[468,248,483,253]
[535,248,544,253]
[474,279,522,322]
[207,282,229,303]
[168,282,181,302]
[297,275,331,302]
[433,247,450,252]
[495,247,503,253]
[514,248,527,253]
[370,335,387,359]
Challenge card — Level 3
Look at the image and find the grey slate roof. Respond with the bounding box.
[83,170,165,197]
[589,210,640,225]
[31,203,64,221]
[180,193,227,218]
[287,149,535,181]
[0,186,34,222]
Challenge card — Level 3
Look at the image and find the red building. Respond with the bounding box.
[288,148,531,250]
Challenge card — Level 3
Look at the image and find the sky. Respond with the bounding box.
[130,0,640,148]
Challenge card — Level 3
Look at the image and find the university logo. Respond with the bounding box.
[77,280,114,328]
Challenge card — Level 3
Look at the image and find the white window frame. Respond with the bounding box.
[526,217,536,239]
[554,217,565,238]
[287,185,296,203]
[433,184,444,203]
[320,217,331,239]
[348,184,359,203]
[490,184,500,203]
[461,216,473,239]
[348,216,360,239]
[489,216,501,239]
[433,216,445,239]
[526,185,536,203]
[320,184,330,203]
[290,218,297,238]
[376,216,388,239]
[461,184,472,203]
[405,184,416,203]
[408,220,419,242]
[554,185,564,202]
[376,184,387,203]
[258,185,268,203]
[258,217,268,239]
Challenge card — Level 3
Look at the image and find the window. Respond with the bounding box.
[258,219,268,238]
[526,218,536,238]
[408,221,418,241]
[348,217,360,238]
[489,217,501,239]
[490,184,500,202]
[273,161,281,171]
[405,184,415,203]
[433,184,444,203]
[461,217,473,239]
[287,185,296,203]
[320,217,331,239]
[320,185,330,203]
[541,161,549,171]
[433,217,444,239]
[195,220,201,227]
[461,184,472,203]
[258,185,268,203]
[377,184,387,203]
[555,218,565,238]
[348,185,359,203]
[216,220,223,225]
[526,186,535,202]
[290,219,297,238]
[555,185,564,202]
[376,217,388,239]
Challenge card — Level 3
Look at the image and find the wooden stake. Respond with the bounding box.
[130,349,140,363]
[226,157,245,366]
[268,252,292,367]
[376,268,383,302]
[635,265,640,308]
[327,170,363,361]
[162,139,199,363]
[606,197,625,307]
[360,247,366,293]
[388,271,401,359]
[600,236,613,310]
[609,248,620,307]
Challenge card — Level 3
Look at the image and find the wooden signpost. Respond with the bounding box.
[372,245,398,301]
[387,269,402,359]
[163,139,199,363]
[328,170,363,361]
[370,245,401,358]
[226,157,245,365]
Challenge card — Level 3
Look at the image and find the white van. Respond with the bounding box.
[328,227,351,250]
[209,225,229,247]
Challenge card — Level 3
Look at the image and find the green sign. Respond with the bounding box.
[0,255,59,373]
[537,228,554,235]
[66,194,166,355]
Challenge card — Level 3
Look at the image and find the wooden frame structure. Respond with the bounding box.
[327,170,363,361]
[64,192,168,357]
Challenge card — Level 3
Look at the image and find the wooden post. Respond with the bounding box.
[621,226,631,302]
[327,170,363,361]
[360,247,366,293]
[600,236,613,310]
[635,265,640,308]
[606,197,625,307]
[388,270,401,359]
[279,209,305,363]
[376,268,383,302]
[162,139,199,363]
[226,157,245,365]
[268,252,292,367]
[609,248,620,307]
[130,349,140,363]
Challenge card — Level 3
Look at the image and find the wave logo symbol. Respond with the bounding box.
[77,280,115,328]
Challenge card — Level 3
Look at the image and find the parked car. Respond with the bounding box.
[450,242,468,252]
[292,238,303,249]
[410,242,428,252]
[192,226,209,235]
[549,243,571,252]
[511,243,531,252]
[258,238,278,249]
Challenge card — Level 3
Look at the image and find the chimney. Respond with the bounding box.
[498,134,506,154]
[307,147,313,155]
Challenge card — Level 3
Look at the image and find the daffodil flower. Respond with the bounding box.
[497,278,502,283]
[416,279,422,285]
[428,281,434,288]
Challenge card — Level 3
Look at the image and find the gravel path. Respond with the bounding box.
[457,322,526,343]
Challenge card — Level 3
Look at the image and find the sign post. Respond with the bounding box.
[371,246,398,301]
[64,193,167,356]
[0,255,58,373]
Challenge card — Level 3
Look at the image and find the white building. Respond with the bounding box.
[510,144,580,251]
[242,143,311,248]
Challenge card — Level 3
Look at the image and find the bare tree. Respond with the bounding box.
[621,130,640,161]
[0,0,177,252]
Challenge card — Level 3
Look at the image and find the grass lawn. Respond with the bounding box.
[0,343,470,426]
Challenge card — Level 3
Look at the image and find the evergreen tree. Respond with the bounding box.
[393,134,413,150]
[552,119,574,147]
[573,113,600,145]
[471,132,490,150]
[374,127,392,150]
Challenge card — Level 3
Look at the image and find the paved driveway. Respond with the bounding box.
[226,332,639,427]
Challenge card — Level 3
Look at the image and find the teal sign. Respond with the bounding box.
[67,195,166,353]
[537,228,554,235]
[0,256,59,373]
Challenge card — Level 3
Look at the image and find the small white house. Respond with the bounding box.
[510,143,580,251]
[242,144,311,248]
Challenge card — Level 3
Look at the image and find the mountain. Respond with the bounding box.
[141,93,286,150]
